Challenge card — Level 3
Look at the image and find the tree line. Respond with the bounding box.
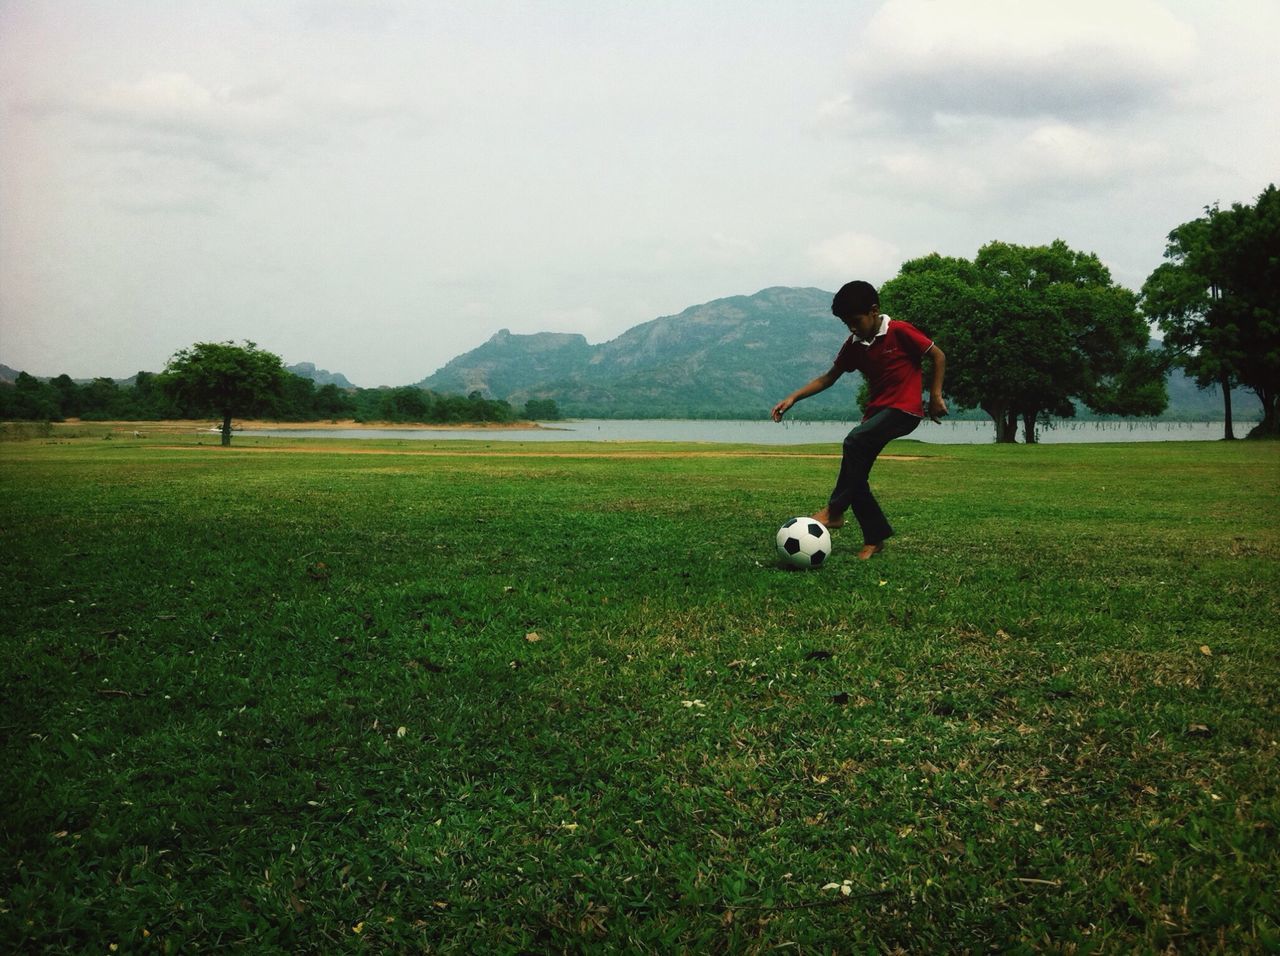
[0,359,561,441]
[881,184,1277,441]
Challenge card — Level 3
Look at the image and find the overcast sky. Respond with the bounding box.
[2,1,1277,387]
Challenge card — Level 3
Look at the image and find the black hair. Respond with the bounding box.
[831,280,879,318]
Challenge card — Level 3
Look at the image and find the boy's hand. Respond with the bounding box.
[928,395,948,423]
[771,398,793,422]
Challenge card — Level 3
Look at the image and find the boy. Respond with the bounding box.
[771,280,946,559]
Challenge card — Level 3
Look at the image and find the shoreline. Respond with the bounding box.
[54,418,549,433]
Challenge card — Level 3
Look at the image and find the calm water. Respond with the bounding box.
[245,419,1248,445]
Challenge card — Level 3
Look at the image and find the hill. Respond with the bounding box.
[418,287,862,419]
[417,287,1262,421]
[286,363,358,389]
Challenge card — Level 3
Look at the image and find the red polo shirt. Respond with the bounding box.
[833,316,934,419]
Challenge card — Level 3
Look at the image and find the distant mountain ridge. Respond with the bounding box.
[286,363,357,389]
[418,287,862,419]
[417,286,1263,421]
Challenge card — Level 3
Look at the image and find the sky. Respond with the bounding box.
[2,1,1277,387]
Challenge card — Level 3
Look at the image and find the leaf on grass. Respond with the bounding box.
[1199,645,1212,656]
[1186,723,1214,737]
[525,632,541,642]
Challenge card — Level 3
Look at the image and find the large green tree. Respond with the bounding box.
[882,240,1165,442]
[160,341,288,445]
[1143,185,1279,438]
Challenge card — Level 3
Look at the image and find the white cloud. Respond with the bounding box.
[856,0,1197,122]
[808,232,902,283]
[818,2,1214,212]
[854,118,1180,206]
[18,69,410,169]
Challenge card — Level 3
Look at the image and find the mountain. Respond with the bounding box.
[416,287,1264,421]
[1159,361,1262,421]
[287,363,357,389]
[418,287,861,418]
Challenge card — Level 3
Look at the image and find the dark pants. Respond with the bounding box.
[828,408,920,545]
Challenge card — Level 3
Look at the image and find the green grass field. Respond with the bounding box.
[2,432,1277,952]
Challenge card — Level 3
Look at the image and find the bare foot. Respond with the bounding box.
[812,508,846,529]
[857,543,884,560]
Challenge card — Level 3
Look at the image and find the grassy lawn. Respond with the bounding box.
[2,432,1277,952]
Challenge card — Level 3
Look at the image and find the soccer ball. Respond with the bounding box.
[775,517,832,568]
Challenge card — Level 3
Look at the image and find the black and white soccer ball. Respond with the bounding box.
[775,517,832,568]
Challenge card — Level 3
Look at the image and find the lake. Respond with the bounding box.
[244,419,1250,445]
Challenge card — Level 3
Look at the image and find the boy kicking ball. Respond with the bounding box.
[772,280,947,560]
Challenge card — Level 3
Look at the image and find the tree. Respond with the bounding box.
[882,241,1166,443]
[50,374,84,418]
[313,383,355,419]
[4,372,61,422]
[1144,185,1280,438]
[1142,212,1243,438]
[131,370,180,420]
[80,377,123,420]
[1212,186,1280,437]
[160,341,288,445]
[522,398,561,420]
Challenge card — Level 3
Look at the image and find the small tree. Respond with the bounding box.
[161,341,288,445]
[523,398,561,420]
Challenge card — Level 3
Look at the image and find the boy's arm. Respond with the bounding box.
[772,366,842,421]
[925,345,947,422]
